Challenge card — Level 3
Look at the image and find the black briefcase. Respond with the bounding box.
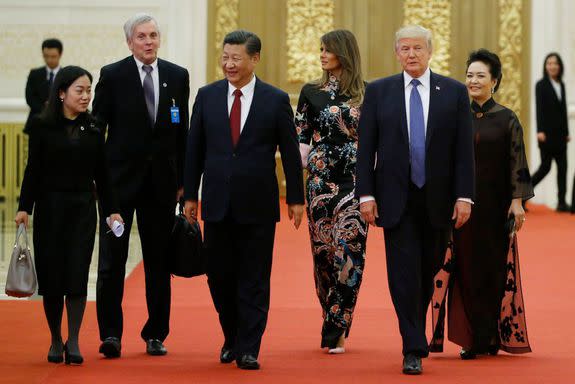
[169,204,206,277]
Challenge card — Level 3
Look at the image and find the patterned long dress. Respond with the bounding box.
[295,75,367,348]
[447,98,534,354]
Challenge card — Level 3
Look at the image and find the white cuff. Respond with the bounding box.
[457,197,474,205]
[359,195,376,204]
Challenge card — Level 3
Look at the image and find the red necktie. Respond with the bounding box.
[230,89,242,147]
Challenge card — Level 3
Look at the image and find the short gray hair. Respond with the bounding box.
[123,13,160,40]
[395,25,432,52]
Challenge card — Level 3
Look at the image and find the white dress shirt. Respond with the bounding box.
[46,66,60,80]
[227,74,256,132]
[550,78,562,101]
[134,56,160,119]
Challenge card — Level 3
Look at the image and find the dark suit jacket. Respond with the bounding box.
[535,77,569,151]
[24,67,51,131]
[92,56,189,203]
[355,71,474,229]
[184,78,304,224]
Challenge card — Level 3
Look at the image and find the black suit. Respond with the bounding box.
[184,78,304,357]
[24,67,52,132]
[532,77,569,205]
[93,56,189,342]
[356,71,474,356]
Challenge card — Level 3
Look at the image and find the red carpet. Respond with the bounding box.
[1,202,574,383]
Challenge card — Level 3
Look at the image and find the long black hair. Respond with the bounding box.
[542,52,564,81]
[41,65,92,123]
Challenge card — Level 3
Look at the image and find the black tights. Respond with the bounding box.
[43,295,87,355]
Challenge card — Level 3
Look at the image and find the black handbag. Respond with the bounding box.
[169,203,206,277]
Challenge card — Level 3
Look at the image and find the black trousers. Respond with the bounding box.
[96,175,174,342]
[203,219,276,358]
[383,183,449,357]
[531,146,567,204]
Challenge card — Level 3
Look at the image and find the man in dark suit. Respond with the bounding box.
[532,53,570,212]
[184,30,304,370]
[24,38,63,132]
[355,25,474,375]
[92,13,189,358]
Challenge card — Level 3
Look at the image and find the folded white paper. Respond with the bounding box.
[105,217,125,237]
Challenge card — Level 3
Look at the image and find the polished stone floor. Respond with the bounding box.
[0,199,142,301]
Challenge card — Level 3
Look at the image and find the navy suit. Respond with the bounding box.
[24,67,51,132]
[93,56,189,343]
[185,78,304,357]
[356,71,474,356]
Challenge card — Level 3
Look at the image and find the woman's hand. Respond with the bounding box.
[508,198,525,232]
[108,213,124,228]
[15,211,29,228]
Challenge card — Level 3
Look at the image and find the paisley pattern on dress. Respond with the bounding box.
[296,75,367,348]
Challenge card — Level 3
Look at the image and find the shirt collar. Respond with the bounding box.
[228,74,256,97]
[133,56,158,71]
[403,67,431,89]
[46,66,60,74]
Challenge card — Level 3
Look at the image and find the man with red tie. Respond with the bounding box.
[184,30,304,370]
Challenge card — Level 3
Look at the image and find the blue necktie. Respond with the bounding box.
[48,71,54,87]
[409,78,425,188]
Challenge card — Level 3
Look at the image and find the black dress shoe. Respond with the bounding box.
[487,344,499,356]
[146,339,167,356]
[47,344,64,363]
[236,354,260,370]
[220,347,236,363]
[402,354,422,375]
[64,343,84,365]
[557,202,570,212]
[99,337,121,358]
[460,348,477,360]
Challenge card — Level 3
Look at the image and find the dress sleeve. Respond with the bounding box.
[18,119,42,214]
[509,112,534,200]
[295,85,312,145]
[94,128,119,216]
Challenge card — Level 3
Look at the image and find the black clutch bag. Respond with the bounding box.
[504,214,515,234]
[169,203,206,277]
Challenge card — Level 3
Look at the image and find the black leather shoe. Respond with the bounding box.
[99,337,121,358]
[220,347,236,363]
[402,354,422,375]
[487,344,499,356]
[146,339,167,356]
[236,354,260,370]
[64,343,84,365]
[460,348,477,360]
[557,202,570,212]
[47,344,64,363]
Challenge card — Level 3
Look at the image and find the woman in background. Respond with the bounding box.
[295,29,367,354]
[15,66,122,365]
[448,49,533,359]
[531,53,570,212]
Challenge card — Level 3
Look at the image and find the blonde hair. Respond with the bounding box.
[394,25,432,52]
[316,29,365,106]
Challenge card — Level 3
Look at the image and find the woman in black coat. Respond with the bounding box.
[14,66,122,365]
[531,53,570,212]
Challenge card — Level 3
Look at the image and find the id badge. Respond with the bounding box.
[170,106,180,123]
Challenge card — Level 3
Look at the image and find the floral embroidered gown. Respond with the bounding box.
[295,75,367,348]
[448,98,533,353]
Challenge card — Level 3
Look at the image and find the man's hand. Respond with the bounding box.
[537,132,547,142]
[360,201,378,225]
[452,200,471,229]
[184,200,198,224]
[288,204,304,229]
